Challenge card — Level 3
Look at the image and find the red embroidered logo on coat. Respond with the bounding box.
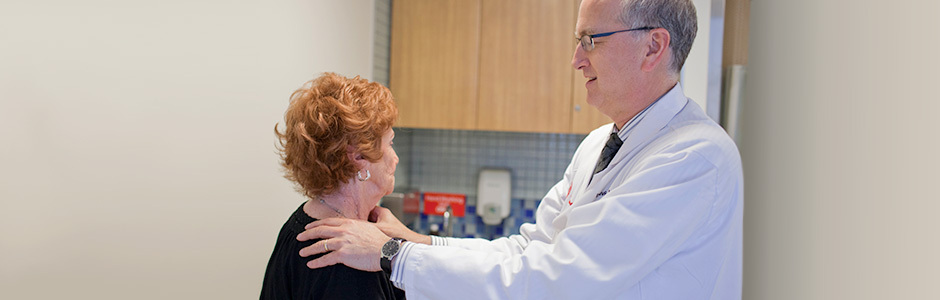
[567,184,573,205]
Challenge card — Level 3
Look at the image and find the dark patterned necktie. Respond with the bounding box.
[594,132,623,174]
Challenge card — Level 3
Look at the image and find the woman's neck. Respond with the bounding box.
[303,181,380,221]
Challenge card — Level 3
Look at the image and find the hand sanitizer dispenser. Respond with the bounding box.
[477,168,511,225]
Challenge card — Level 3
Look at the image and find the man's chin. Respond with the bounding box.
[585,95,602,109]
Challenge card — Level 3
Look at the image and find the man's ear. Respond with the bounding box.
[641,28,671,72]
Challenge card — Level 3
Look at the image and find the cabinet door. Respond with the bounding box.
[476,0,576,133]
[390,0,481,130]
[570,71,612,133]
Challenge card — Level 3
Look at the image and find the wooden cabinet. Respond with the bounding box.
[570,71,612,133]
[477,0,576,133]
[391,0,610,133]
[390,0,481,130]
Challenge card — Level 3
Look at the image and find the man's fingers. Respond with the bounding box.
[296,225,342,242]
[305,252,342,269]
[369,206,392,222]
[298,239,332,258]
[304,217,349,230]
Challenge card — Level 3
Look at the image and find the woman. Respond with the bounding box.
[260,72,403,299]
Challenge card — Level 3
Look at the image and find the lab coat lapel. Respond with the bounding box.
[552,127,608,234]
[567,124,611,206]
[583,85,688,201]
[556,130,629,235]
[551,84,689,239]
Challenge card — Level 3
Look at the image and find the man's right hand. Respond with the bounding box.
[369,206,431,245]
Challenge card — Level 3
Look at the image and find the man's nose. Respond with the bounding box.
[571,43,588,70]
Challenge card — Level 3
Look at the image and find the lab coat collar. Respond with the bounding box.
[587,82,689,188]
[565,83,689,209]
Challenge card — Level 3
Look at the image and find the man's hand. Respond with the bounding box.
[370,206,432,245]
[297,218,389,272]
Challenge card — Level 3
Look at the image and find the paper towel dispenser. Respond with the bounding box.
[477,168,511,225]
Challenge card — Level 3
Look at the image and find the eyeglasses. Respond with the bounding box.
[576,26,658,52]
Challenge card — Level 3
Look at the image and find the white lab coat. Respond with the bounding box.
[392,84,743,299]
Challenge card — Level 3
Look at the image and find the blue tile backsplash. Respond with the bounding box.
[392,128,587,239]
[408,198,542,240]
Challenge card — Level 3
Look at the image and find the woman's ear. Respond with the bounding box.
[347,145,368,168]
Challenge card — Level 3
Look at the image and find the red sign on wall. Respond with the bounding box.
[423,192,465,217]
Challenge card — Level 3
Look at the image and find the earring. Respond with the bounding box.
[357,170,371,181]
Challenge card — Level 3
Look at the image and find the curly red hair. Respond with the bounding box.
[275,73,398,199]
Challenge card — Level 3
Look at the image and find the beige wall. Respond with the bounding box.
[4,0,940,299]
[741,0,940,299]
[0,0,374,298]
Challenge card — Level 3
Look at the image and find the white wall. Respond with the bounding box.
[682,0,713,117]
[741,0,940,299]
[0,0,374,298]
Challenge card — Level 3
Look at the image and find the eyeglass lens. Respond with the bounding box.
[579,36,592,51]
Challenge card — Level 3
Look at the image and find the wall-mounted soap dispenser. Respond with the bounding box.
[477,168,511,226]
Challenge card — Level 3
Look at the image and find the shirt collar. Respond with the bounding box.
[610,82,681,141]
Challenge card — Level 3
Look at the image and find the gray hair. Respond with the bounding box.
[619,0,697,73]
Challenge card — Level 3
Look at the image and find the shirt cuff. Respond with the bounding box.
[389,241,416,289]
[390,238,448,289]
[430,235,449,246]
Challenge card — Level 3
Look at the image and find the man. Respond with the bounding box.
[297,0,743,298]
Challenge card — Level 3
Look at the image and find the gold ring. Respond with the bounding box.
[324,242,329,252]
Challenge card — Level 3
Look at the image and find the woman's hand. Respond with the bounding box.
[297,218,389,272]
[370,206,431,245]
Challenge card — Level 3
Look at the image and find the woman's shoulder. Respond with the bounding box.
[262,204,403,299]
[283,202,316,234]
